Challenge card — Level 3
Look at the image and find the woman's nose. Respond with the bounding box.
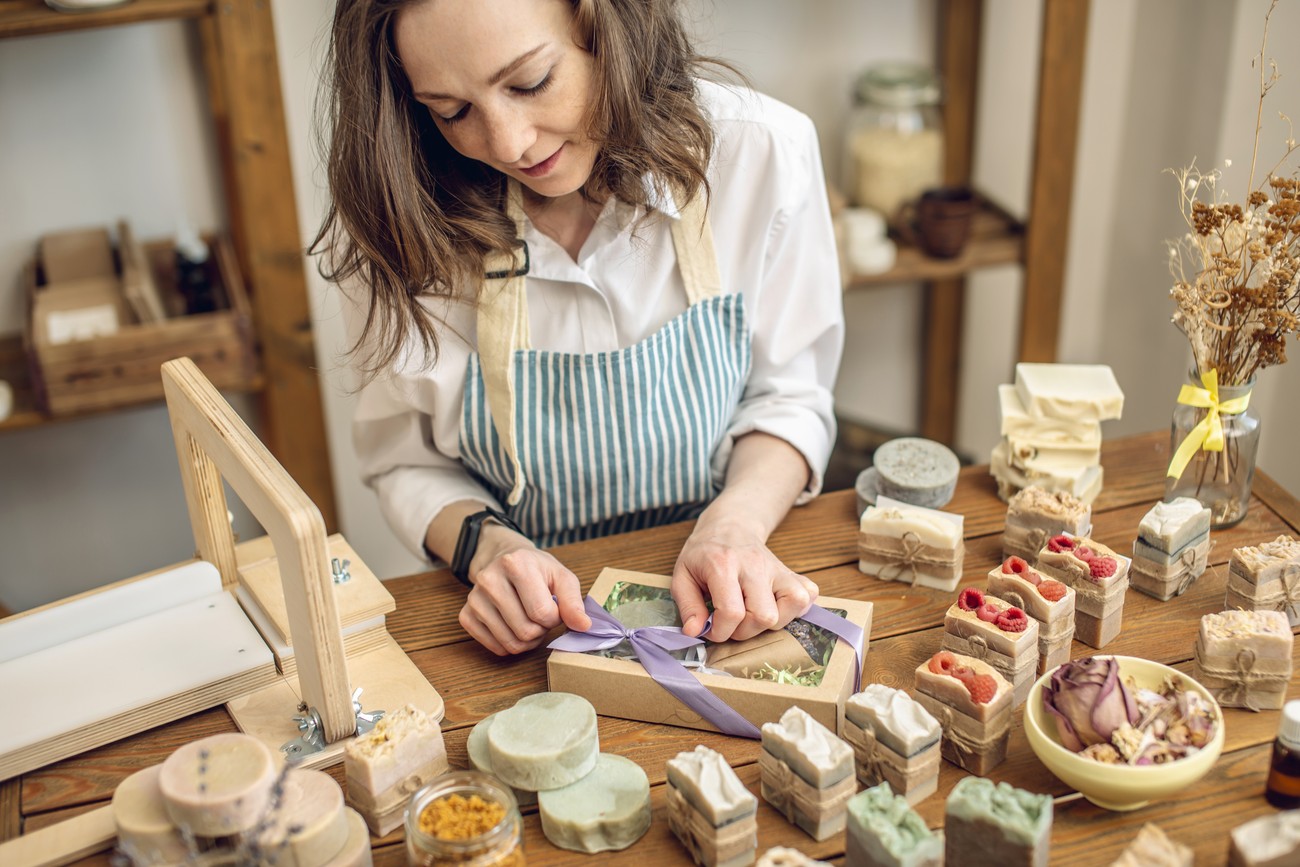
[481,105,535,166]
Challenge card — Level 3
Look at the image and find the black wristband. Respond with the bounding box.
[451,508,522,587]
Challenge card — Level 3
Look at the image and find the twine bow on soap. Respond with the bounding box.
[878,532,925,585]
[1174,542,1211,597]
[1196,645,1274,712]
[1279,564,1300,621]
[843,724,885,785]
[1167,368,1253,481]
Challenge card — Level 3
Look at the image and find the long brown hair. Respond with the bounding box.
[312,0,720,377]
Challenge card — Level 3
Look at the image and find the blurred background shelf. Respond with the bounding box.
[0,0,209,39]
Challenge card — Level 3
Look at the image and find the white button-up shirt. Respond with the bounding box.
[351,81,844,560]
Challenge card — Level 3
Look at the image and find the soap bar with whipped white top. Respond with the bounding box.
[845,685,940,759]
[258,769,349,867]
[1013,363,1124,423]
[665,745,756,827]
[112,766,190,866]
[158,732,276,838]
[538,753,652,853]
[760,706,854,788]
[1111,823,1192,867]
[1138,498,1211,555]
[844,783,944,867]
[344,703,447,798]
[872,438,960,509]
[487,692,599,791]
[1229,810,1300,867]
[944,776,1052,867]
[465,712,537,807]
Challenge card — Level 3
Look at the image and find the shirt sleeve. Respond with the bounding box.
[348,295,501,563]
[710,104,845,504]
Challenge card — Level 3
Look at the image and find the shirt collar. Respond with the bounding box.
[640,173,683,221]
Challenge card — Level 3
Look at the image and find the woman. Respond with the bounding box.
[315,0,844,656]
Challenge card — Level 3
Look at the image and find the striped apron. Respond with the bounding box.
[458,187,751,548]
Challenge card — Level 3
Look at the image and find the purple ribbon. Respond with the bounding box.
[548,596,865,740]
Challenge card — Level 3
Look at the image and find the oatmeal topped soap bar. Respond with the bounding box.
[1199,610,1293,660]
[1013,363,1124,423]
[1232,535,1300,583]
[845,684,941,758]
[1007,486,1092,535]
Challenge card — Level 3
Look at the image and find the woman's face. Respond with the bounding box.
[395,0,599,200]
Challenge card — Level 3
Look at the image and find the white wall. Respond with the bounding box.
[2,0,1296,611]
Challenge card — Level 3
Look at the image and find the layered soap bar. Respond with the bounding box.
[1229,811,1300,867]
[1013,362,1124,423]
[914,653,1011,723]
[944,776,1052,867]
[859,497,964,549]
[158,732,276,838]
[845,685,940,759]
[344,703,447,799]
[760,706,854,789]
[112,766,190,866]
[1037,535,1130,601]
[665,746,756,828]
[1111,823,1192,867]
[1137,498,1211,556]
[998,385,1102,446]
[844,783,944,867]
[1004,437,1100,477]
[859,497,964,591]
[872,438,960,509]
[943,590,1038,659]
[487,692,599,791]
[538,753,652,853]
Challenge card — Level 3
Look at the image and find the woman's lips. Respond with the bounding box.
[520,146,563,178]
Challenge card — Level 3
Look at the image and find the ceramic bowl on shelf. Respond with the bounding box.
[1023,655,1225,811]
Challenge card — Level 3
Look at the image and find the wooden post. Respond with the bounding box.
[162,358,354,743]
[1019,0,1091,363]
[200,0,339,531]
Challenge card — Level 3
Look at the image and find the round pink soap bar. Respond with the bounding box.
[158,733,276,837]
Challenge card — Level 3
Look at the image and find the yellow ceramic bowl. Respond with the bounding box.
[1024,655,1225,811]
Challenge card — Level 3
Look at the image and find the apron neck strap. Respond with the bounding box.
[670,191,722,305]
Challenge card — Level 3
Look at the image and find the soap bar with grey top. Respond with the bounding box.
[872,438,960,509]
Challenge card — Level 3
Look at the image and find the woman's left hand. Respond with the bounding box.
[671,513,818,643]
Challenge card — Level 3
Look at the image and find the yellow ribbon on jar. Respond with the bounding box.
[1166,369,1252,480]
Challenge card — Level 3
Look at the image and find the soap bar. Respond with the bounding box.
[1013,362,1124,423]
[465,712,537,807]
[1133,533,1210,568]
[998,385,1102,446]
[943,594,1038,659]
[986,564,1075,631]
[538,753,652,853]
[914,655,1011,722]
[757,847,831,866]
[845,685,940,758]
[1231,535,1300,584]
[1006,486,1092,535]
[112,765,190,866]
[665,745,756,827]
[872,438,960,508]
[259,769,349,867]
[1138,498,1211,555]
[487,692,598,792]
[321,808,373,867]
[859,497,963,549]
[158,732,276,837]
[1005,437,1101,477]
[343,703,447,797]
[991,442,1104,503]
[1229,810,1300,867]
[844,783,944,867]
[944,776,1052,867]
[1037,535,1130,596]
[1198,610,1293,661]
[760,706,855,788]
[1110,823,1192,867]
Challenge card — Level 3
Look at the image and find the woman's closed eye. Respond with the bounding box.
[436,72,555,126]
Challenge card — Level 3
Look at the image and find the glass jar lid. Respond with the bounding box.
[854,62,942,108]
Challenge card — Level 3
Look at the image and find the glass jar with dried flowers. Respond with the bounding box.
[1165,0,1299,527]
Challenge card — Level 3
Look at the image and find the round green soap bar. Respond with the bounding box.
[466,712,538,807]
[538,753,652,853]
[486,692,598,792]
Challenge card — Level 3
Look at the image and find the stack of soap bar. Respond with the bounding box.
[990,363,1124,505]
[158,732,277,837]
[1192,610,1293,711]
[1229,810,1300,867]
[665,745,757,867]
[913,652,1012,775]
[466,712,537,807]
[344,703,448,836]
[1002,486,1092,564]
[858,496,965,592]
[759,706,858,841]
[1224,535,1300,627]
[538,753,652,853]
[1110,823,1192,867]
[1131,498,1212,601]
[870,438,961,509]
[258,769,353,867]
[1036,534,1130,648]
[944,776,1052,867]
[112,766,191,866]
[843,782,944,867]
[756,848,830,867]
[986,556,1076,675]
[941,588,1039,706]
[842,685,941,805]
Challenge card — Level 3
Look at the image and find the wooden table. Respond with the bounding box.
[6,431,1300,865]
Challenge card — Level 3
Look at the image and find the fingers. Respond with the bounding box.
[551,568,592,631]
[701,564,746,643]
[670,567,713,638]
[773,569,816,627]
[461,549,575,655]
[730,572,781,641]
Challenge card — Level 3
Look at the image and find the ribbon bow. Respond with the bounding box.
[1167,369,1252,480]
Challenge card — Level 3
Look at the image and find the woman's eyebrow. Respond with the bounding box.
[413,45,547,101]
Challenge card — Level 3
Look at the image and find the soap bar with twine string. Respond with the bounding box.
[858,496,965,592]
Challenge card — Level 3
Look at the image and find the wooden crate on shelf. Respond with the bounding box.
[24,229,256,416]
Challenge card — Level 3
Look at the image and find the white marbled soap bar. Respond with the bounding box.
[998,385,1102,446]
[665,745,756,827]
[860,496,963,549]
[112,766,190,866]
[158,733,276,837]
[760,706,854,788]
[538,753,652,853]
[1013,363,1124,423]
[845,685,940,758]
[487,692,599,792]
[1138,498,1211,555]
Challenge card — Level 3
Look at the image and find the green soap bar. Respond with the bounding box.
[465,713,537,807]
[538,753,652,853]
[846,783,943,866]
[945,776,1052,848]
[486,693,598,792]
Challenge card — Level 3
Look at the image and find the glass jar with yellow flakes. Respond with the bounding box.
[405,771,524,867]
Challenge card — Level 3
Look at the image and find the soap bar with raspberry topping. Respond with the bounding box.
[1037,535,1130,605]
[913,653,1011,722]
[943,589,1039,659]
[985,559,1075,635]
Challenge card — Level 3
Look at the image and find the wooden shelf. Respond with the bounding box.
[0,0,209,40]
[842,193,1025,290]
[0,333,263,433]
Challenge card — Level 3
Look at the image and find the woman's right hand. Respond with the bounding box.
[458,525,592,656]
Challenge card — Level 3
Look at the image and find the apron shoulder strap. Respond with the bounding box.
[670,191,723,305]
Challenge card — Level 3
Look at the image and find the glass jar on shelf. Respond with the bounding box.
[842,62,945,222]
[405,771,525,867]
